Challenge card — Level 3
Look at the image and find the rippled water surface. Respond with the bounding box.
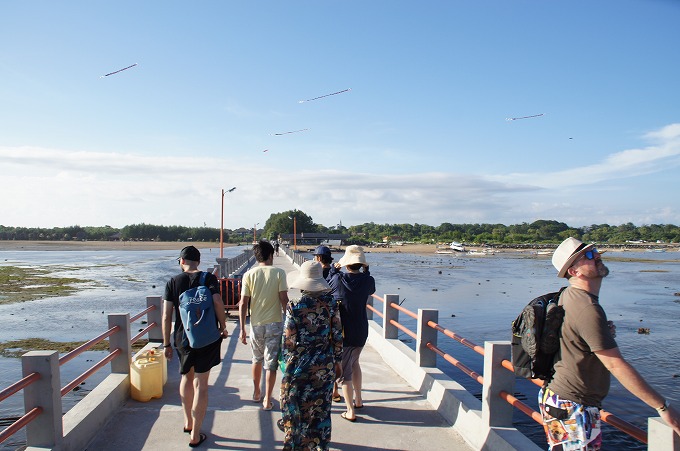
[1,247,678,450]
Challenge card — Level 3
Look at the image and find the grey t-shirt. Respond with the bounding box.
[547,286,618,407]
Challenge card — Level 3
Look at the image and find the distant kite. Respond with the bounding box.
[298,88,351,103]
[271,128,309,136]
[263,149,269,153]
[100,63,138,78]
[506,113,544,121]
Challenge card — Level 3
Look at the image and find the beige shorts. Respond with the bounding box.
[250,321,283,370]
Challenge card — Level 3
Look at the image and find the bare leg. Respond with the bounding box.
[341,381,355,420]
[352,361,363,407]
[180,370,195,431]
[252,361,263,401]
[189,371,211,445]
[263,368,277,408]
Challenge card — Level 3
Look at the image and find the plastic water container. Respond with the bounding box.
[130,350,164,402]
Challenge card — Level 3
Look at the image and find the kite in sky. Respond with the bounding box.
[298,88,351,103]
[271,128,309,136]
[263,149,269,153]
[100,63,138,78]
[506,113,544,121]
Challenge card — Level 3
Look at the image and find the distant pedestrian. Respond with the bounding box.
[239,240,289,410]
[274,240,280,256]
[279,260,343,450]
[162,246,228,448]
[312,245,341,401]
[328,245,375,422]
[540,237,680,449]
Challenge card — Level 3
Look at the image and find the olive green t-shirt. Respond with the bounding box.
[547,286,618,408]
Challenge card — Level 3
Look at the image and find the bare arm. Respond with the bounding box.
[212,293,228,338]
[596,347,680,435]
[238,295,250,344]
[162,299,174,360]
[279,291,289,312]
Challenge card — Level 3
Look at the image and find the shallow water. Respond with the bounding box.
[0,245,248,450]
[1,248,678,449]
[365,250,680,450]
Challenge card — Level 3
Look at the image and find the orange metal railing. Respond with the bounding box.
[370,293,648,446]
[0,303,162,446]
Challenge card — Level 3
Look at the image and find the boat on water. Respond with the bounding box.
[449,241,465,252]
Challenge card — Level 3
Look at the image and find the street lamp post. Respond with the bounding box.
[253,223,259,243]
[289,212,298,251]
[220,187,236,258]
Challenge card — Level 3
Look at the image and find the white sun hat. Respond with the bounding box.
[337,245,368,267]
[552,237,595,278]
[289,260,331,292]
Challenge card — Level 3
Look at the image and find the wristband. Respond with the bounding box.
[656,400,670,413]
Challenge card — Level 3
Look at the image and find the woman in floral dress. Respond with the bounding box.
[280,261,343,451]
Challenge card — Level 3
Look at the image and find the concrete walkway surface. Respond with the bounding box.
[87,254,473,450]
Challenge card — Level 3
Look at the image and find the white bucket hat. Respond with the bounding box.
[337,245,368,267]
[289,261,331,292]
[552,237,595,278]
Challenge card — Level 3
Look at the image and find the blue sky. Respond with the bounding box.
[2,1,679,230]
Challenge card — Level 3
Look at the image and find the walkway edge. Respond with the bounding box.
[366,322,542,451]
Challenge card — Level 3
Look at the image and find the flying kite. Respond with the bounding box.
[298,88,351,103]
[100,63,138,78]
[271,128,309,136]
[506,113,544,121]
[263,149,269,153]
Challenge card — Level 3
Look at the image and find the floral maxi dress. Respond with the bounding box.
[280,293,343,451]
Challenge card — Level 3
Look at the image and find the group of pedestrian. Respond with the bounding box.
[162,237,679,450]
[239,241,374,450]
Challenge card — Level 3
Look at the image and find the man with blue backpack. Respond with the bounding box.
[163,245,228,448]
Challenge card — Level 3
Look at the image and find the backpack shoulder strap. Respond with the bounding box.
[199,271,208,286]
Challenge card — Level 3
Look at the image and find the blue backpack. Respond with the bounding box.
[179,272,221,349]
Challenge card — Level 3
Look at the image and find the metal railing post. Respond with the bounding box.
[22,351,63,448]
[417,309,438,367]
[648,417,680,450]
[109,313,131,374]
[482,341,515,427]
[383,294,399,339]
[146,295,163,343]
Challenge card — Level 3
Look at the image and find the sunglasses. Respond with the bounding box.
[579,248,599,261]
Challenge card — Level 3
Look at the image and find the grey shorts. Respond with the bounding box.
[338,346,363,384]
[250,321,283,370]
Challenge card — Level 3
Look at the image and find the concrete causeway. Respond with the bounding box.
[87,253,473,450]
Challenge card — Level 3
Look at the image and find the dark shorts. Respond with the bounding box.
[176,338,223,375]
[338,346,363,384]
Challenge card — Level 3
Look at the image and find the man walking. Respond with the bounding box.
[540,237,679,449]
[163,245,228,448]
[239,240,289,410]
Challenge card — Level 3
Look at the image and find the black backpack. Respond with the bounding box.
[511,287,567,382]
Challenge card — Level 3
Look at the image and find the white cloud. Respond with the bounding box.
[2,124,679,228]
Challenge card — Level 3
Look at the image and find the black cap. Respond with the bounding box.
[179,245,200,262]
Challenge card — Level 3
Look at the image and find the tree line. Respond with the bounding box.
[2,214,678,245]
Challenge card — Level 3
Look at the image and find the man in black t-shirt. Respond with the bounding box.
[162,245,228,448]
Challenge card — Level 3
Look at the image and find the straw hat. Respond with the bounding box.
[552,237,595,278]
[337,245,368,267]
[289,261,331,292]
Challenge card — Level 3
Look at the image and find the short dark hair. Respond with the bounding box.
[253,240,274,262]
[347,263,364,271]
[318,254,333,265]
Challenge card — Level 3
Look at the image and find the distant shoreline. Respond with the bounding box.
[0,240,236,252]
[1,240,676,257]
